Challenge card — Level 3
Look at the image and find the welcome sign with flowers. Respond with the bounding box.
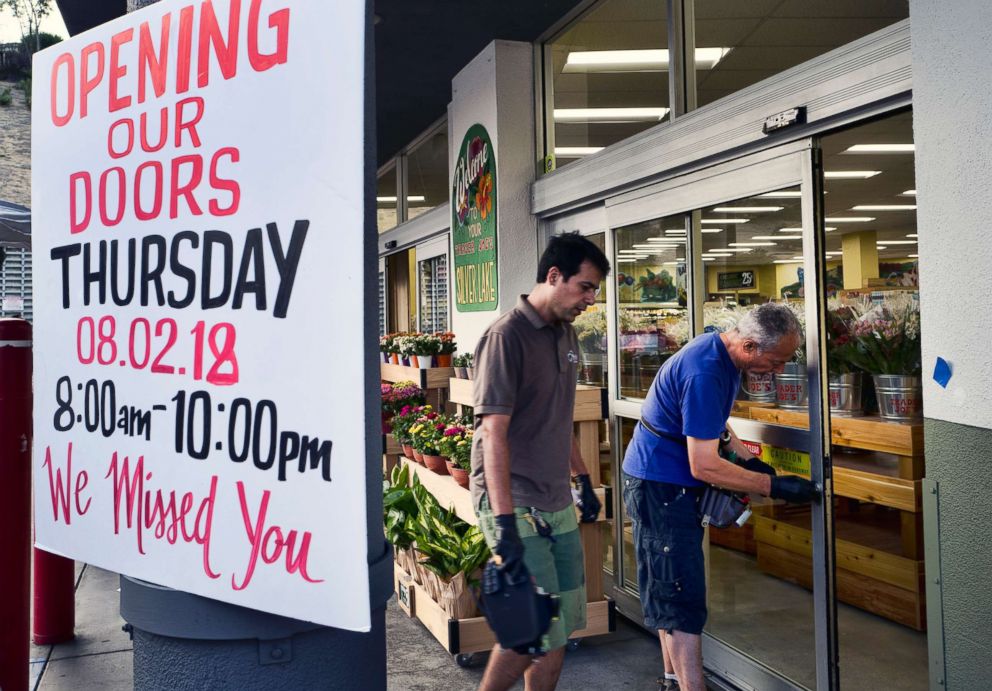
[451,124,498,312]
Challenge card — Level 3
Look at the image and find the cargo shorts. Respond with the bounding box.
[623,473,707,635]
[477,495,587,651]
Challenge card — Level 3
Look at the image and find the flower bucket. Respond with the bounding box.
[872,374,923,422]
[390,353,400,364]
[423,454,448,474]
[775,363,808,409]
[401,356,411,366]
[828,373,864,416]
[436,354,452,367]
[381,352,389,364]
[401,443,415,459]
[740,371,775,402]
[417,355,434,369]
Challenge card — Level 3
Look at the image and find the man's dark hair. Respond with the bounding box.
[536,232,611,283]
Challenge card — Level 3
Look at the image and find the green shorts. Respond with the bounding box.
[477,496,587,651]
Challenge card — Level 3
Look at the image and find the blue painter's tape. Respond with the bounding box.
[933,357,952,388]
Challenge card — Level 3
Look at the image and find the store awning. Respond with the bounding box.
[0,200,31,249]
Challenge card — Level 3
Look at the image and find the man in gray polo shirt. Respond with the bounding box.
[472,232,610,691]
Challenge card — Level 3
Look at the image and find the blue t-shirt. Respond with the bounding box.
[622,331,741,487]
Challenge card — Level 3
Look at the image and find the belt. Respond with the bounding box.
[638,418,687,447]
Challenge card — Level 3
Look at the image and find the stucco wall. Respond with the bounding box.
[910,1,992,687]
[448,41,536,352]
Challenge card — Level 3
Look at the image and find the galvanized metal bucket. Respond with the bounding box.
[740,371,776,402]
[872,374,923,422]
[775,362,808,409]
[828,372,864,417]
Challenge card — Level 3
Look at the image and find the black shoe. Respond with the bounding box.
[655,679,680,690]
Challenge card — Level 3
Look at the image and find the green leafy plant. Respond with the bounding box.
[383,464,419,550]
[0,88,11,106]
[410,482,489,582]
[453,352,473,367]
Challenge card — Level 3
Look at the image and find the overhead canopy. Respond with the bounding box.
[0,200,31,248]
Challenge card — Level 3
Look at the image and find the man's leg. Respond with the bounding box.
[658,630,678,686]
[664,630,705,691]
[479,645,533,691]
[522,646,566,691]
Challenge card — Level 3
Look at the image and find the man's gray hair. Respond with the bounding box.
[735,303,802,351]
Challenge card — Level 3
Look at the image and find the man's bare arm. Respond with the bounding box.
[480,413,515,514]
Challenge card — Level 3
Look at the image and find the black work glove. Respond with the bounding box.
[739,456,777,477]
[493,514,528,584]
[575,474,601,523]
[770,475,817,503]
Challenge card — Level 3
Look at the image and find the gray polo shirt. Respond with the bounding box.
[470,295,580,512]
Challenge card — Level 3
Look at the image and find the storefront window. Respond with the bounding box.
[574,232,609,387]
[614,215,689,400]
[617,417,638,590]
[693,1,908,109]
[820,110,927,689]
[377,164,398,233]
[406,122,449,220]
[418,253,449,333]
[544,0,669,171]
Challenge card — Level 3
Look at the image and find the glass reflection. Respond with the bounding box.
[574,233,609,387]
[377,165,398,233]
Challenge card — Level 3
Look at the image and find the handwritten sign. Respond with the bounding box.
[452,123,497,311]
[31,0,371,631]
[718,270,755,291]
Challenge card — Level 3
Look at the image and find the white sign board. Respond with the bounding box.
[32,0,370,631]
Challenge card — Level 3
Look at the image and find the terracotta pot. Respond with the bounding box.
[423,454,448,474]
[445,459,458,474]
[449,466,470,489]
[390,353,399,364]
[401,443,415,459]
[436,354,452,367]
[412,449,424,463]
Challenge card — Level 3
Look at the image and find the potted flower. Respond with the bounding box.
[841,294,922,421]
[435,332,457,367]
[452,352,472,379]
[824,301,867,416]
[412,333,442,368]
[392,404,429,459]
[411,411,448,471]
[448,430,472,489]
[381,380,426,434]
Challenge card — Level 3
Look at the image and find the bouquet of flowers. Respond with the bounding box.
[436,332,457,355]
[381,380,426,418]
[412,333,442,357]
[841,294,921,376]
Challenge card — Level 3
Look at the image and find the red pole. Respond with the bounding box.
[0,318,32,691]
[32,548,76,644]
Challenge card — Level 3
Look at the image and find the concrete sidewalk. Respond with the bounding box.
[29,564,707,690]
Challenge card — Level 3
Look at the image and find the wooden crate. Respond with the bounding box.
[754,514,925,630]
[744,407,924,457]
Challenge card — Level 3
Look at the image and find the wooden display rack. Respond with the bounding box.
[392,379,615,661]
[725,406,927,630]
[381,362,455,475]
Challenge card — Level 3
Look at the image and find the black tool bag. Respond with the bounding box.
[479,559,560,654]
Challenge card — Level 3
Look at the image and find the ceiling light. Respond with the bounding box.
[729,242,776,247]
[906,233,918,238]
[712,206,783,213]
[825,251,843,256]
[562,47,732,73]
[616,258,639,263]
[852,205,917,211]
[843,144,915,154]
[876,246,887,250]
[901,189,917,196]
[751,235,795,241]
[824,170,881,179]
[825,217,875,223]
[706,252,734,256]
[792,256,805,260]
[554,146,604,157]
[774,260,804,264]
[701,218,749,224]
[712,248,753,253]
[825,227,836,232]
[778,228,803,233]
[702,257,716,262]
[554,107,669,123]
[700,229,723,233]
[877,240,917,245]
[618,250,645,254]
[665,229,687,235]
[758,191,802,198]
[909,254,918,258]
[376,195,426,203]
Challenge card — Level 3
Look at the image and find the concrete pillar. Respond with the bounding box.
[448,41,537,350]
[841,231,878,290]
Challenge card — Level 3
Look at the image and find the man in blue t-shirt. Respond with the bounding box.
[622,303,817,691]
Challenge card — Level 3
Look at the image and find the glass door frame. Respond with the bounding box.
[602,138,839,691]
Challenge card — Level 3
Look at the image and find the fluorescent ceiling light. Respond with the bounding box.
[701,218,749,224]
[778,228,803,233]
[906,233,918,238]
[664,229,687,235]
[824,170,881,179]
[852,205,917,211]
[774,260,804,264]
[843,144,915,154]
[700,229,723,233]
[825,251,843,256]
[729,242,776,247]
[909,254,918,258]
[901,189,917,196]
[702,257,716,262]
[712,248,753,253]
[647,237,679,243]
[825,217,875,223]
[616,258,639,263]
[758,191,802,198]
[876,246,887,250]
[562,47,732,73]
[792,256,805,260]
[751,235,793,241]
[618,250,645,254]
[376,195,426,203]
[825,227,837,232]
[877,240,917,245]
[712,206,783,213]
[554,146,604,157]
[554,107,669,123]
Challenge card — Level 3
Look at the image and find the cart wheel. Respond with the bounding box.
[455,653,475,668]
[566,639,581,652]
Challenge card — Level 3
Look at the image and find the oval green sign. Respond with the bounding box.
[451,123,497,312]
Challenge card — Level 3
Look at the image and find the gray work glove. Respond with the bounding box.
[770,475,817,503]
